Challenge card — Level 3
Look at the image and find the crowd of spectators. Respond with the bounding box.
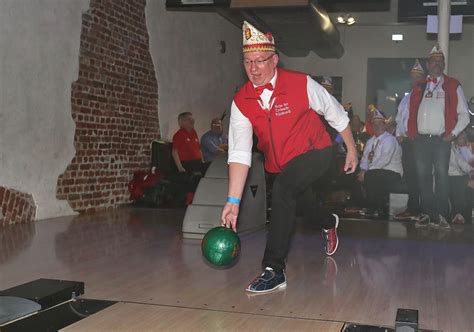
[338,45,472,227]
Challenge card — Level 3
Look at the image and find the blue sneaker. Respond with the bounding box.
[245,267,286,293]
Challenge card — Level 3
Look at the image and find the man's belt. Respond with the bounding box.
[417,133,443,138]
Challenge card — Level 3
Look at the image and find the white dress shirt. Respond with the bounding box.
[417,75,470,136]
[395,93,410,137]
[228,73,349,167]
[360,131,403,175]
[449,144,473,176]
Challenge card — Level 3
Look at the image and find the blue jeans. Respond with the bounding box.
[401,139,420,213]
[413,135,451,220]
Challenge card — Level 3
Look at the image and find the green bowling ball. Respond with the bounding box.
[201,226,241,267]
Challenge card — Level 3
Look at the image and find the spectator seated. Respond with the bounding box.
[131,140,204,208]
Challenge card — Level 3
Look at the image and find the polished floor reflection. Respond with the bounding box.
[0,208,472,331]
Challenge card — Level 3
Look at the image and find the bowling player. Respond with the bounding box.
[221,21,358,293]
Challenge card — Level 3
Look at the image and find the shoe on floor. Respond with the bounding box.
[343,206,363,213]
[322,214,339,256]
[437,215,451,229]
[360,209,379,217]
[415,214,430,227]
[395,210,419,220]
[451,213,465,224]
[245,267,286,293]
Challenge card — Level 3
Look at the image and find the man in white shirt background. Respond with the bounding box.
[358,109,403,218]
[394,59,426,221]
[448,130,473,224]
[407,45,470,228]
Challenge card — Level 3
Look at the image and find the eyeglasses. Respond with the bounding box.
[243,54,274,67]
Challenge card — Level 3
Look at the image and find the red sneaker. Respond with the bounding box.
[185,192,194,205]
[322,214,339,256]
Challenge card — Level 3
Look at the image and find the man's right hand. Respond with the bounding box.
[344,149,359,174]
[177,165,186,173]
[218,143,229,152]
[221,202,240,232]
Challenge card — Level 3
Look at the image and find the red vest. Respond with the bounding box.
[234,68,332,173]
[407,75,460,139]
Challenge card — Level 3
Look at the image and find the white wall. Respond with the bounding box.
[280,23,474,117]
[146,1,245,140]
[0,0,89,220]
[0,0,244,220]
[1,0,470,221]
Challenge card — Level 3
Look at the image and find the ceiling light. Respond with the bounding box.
[392,34,403,41]
[336,14,356,26]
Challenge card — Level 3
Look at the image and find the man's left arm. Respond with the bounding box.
[449,85,470,139]
[307,76,358,173]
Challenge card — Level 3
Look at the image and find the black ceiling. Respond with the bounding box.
[166,0,346,58]
[165,0,474,58]
[317,0,391,13]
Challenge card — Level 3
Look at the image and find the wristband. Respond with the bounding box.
[227,196,241,205]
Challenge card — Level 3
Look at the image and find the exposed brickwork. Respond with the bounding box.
[57,0,160,213]
[0,187,37,225]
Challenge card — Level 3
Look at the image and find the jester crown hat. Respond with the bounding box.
[321,76,333,88]
[429,43,444,58]
[368,104,386,122]
[410,59,425,74]
[242,21,275,53]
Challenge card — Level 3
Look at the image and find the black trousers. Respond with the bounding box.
[413,136,451,220]
[347,172,366,208]
[262,147,334,273]
[182,160,210,176]
[449,175,472,223]
[364,169,401,215]
[401,139,420,213]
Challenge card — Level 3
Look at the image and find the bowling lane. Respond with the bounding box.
[61,302,344,331]
[1,208,473,332]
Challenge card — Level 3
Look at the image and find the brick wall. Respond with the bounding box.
[0,187,37,225]
[56,0,160,213]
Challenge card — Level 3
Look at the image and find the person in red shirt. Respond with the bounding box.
[172,112,209,176]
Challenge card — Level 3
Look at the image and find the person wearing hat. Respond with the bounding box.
[358,109,403,218]
[407,44,470,228]
[448,130,473,224]
[321,76,354,120]
[320,76,334,95]
[394,59,426,221]
[220,21,358,293]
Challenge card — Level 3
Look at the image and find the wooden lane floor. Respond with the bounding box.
[0,208,472,331]
[62,302,344,331]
